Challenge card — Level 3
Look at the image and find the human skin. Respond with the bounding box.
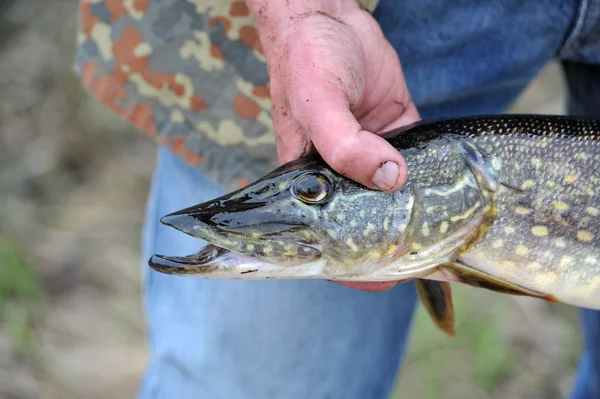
[245,0,420,291]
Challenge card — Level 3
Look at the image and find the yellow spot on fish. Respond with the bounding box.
[538,272,558,286]
[383,217,390,231]
[336,214,346,222]
[585,256,597,265]
[532,226,548,237]
[501,260,516,268]
[553,201,569,211]
[426,206,435,214]
[531,157,542,167]
[439,221,449,234]
[246,244,255,251]
[515,206,531,215]
[504,226,516,235]
[327,229,338,239]
[368,250,382,258]
[363,223,375,237]
[558,256,574,270]
[525,262,542,272]
[263,246,273,254]
[383,245,399,257]
[546,180,556,188]
[421,222,430,237]
[577,230,594,243]
[450,202,480,222]
[411,243,422,251]
[284,244,297,257]
[587,207,599,216]
[521,180,535,190]
[345,238,358,252]
[554,238,566,248]
[398,224,407,234]
[492,239,503,248]
[515,245,529,256]
[426,174,470,196]
[588,276,600,293]
[565,175,577,184]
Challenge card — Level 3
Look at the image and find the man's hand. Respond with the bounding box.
[248,0,420,191]
[247,0,419,290]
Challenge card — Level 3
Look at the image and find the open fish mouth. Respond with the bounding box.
[149,244,231,275]
[148,242,334,279]
[149,238,323,271]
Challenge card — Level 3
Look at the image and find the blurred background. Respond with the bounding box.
[0,0,583,398]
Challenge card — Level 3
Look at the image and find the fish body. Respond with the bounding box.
[378,115,600,310]
[149,115,600,323]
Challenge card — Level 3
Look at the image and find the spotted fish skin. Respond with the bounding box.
[409,116,600,308]
[392,115,600,309]
[150,114,600,311]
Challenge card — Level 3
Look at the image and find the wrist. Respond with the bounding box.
[246,0,358,22]
[245,0,360,55]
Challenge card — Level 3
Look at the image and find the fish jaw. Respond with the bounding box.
[148,243,433,281]
[148,246,329,280]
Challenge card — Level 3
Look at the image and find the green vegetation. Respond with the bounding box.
[390,283,579,399]
[0,233,43,354]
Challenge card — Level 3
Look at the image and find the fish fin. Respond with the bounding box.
[458,141,499,192]
[444,262,559,302]
[458,141,525,194]
[415,279,456,337]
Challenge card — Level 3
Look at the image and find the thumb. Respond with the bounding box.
[290,88,408,192]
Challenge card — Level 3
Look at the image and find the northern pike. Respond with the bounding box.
[148,115,600,336]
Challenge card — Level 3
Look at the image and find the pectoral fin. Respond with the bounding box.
[445,262,559,302]
[415,279,456,337]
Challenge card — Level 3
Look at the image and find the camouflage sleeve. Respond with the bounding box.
[74,0,379,191]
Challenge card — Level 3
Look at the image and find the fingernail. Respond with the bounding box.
[372,161,400,191]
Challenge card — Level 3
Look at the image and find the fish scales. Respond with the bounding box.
[392,115,600,308]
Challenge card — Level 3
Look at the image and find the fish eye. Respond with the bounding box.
[292,172,332,204]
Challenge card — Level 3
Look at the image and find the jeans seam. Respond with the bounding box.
[138,147,168,399]
[142,148,166,288]
[559,0,590,57]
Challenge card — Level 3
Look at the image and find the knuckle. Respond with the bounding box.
[327,140,356,175]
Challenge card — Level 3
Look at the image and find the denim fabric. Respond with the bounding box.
[140,1,600,398]
[140,147,418,399]
[563,60,600,399]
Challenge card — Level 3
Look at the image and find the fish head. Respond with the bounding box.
[149,155,414,278]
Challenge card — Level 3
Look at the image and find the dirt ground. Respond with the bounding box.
[0,1,585,398]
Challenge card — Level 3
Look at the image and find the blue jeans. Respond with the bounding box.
[139,1,600,398]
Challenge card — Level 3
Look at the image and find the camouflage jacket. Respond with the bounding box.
[75,0,379,191]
